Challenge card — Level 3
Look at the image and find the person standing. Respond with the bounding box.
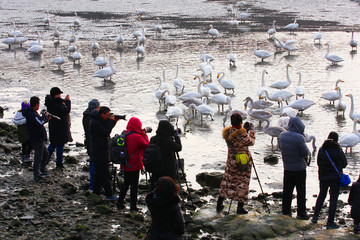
[146,176,185,240]
[82,99,100,191]
[279,116,310,219]
[149,120,182,190]
[217,113,256,214]
[348,171,360,233]
[312,132,347,229]
[117,117,149,211]
[22,96,50,181]
[44,87,71,169]
[13,100,32,163]
[89,106,119,200]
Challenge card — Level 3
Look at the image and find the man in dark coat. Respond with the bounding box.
[89,106,118,200]
[279,116,310,220]
[349,172,360,233]
[149,120,182,190]
[22,96,50,181]
[82,99,100,191]
[44,87,71,169]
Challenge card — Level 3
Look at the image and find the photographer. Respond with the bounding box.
[149,120,182,190]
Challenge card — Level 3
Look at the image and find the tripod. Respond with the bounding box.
[175,152,195,209]
[110,163,122,193]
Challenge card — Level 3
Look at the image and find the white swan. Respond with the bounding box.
[347,94,360,121]
[198,59,213,81]
[272,97,297,117]
[27,31,43,47]
[262,119,286,144]
[161,90,177,110]
[2,34,17,49]
[52,48,65,70]
[253,39,272,62]
[209,93,231,112]
[200,45,215,62]
[295,72,305,99]
[194,76,211,99]
[135,37,145,57]
[227,41,237,67]
[273,36,298,55]
[74,12,80,27]
[259,89,293,103]
[67,42,76,55]
[284,98,315,112]
[94,50,108,69]
[226,5,233,14]
[53,18,60,42]
[155,17,162,34]
[284,19,299,33]
[155,88,167,109]
[244,98,273,110]
[237,8,250,22]
[335,87,346,117]
[350,31,357,51]
[93,56,116,81]
[27,40,43,55]
[68,27,76,44]
[257,70,268,99]
[203,81,221,94]
[115,27,124,47]
[304,133,316,150]
[173,64,185,94]
[267,20,276,38]
[313,27,322,43]
[223,108,247,126]
[189,103,214,121]
[321,79,344,104]
[91,33,99,54]
[217,72,235,94]
[178,80,204,100]
[42,10,50,26]
[270,64,292,90]
[244,97,272,123]
[208,25,219,39]
[165,107,184,127]
[72,45,82,64]
[139,28,147,46]
[181,97,203,107]
[325,43,344,65]
[338,118,360,153]
[133,22,143,38]
[9,22,23,37]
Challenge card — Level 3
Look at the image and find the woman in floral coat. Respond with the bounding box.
[217,113,256,214]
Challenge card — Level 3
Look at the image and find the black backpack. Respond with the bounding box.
[110,131,137,168]
[143,141,164,174]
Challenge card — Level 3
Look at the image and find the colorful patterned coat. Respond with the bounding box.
[219,126,256,202]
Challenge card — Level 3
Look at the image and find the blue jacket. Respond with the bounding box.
[279,117,309,171]
[22,107,48,142]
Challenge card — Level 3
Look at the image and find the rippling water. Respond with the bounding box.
[1,0,360,209]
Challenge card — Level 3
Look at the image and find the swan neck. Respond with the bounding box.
[286,65,291,83]
[175,65,179,78]
[298,73,302,85]
[261,71,266,86]
[263,119,269,131]
[218,72,224,82]
[354,120,360,138]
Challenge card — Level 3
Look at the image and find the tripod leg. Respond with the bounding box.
[176,152,195,207]
[252,161,271,213]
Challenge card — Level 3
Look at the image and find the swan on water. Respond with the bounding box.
[42,10,50,26]
[304,133,316,150]
[68,27,76,44]
[166,107,185,127]
[350,31,357,51]
[257,70,268,99]
[135,37,145,58]
[346,94,360,121]
[203,81,221,94]
[271,36,298,55]
[253,39,272,62]
[72,45,82,64]
[244,96,273,110]
[284,19,299,34]
[237,8,250,22]
[27,39,43,55]
[217,72,235,94]
[320,79,344,104]
[52,48,65,70]
[194,76,211,100]
[91,33,99,54]
[74,12,80,27]
[208,25,219,39]
[227,41,237,67]
[244,97,272,124]
[189,103,214,121]
[284,98,315,113]
[2,34,17,49]
[198,59,213,81]
[52,18,60,42]
[27,31,43,47]
[270,64,292,90]
[313,27,322,43]
[178,80,205,100]
[295,72,305,99]
[93,56,116,81]
[173,64,185,94]
[267,20,276,38]
[115,27,124,47]
[9,22,23,37]
[94,50,108,69]
[338,118,360,153]
[335,87,346,117]
[200,45,215,62]
[262,119,286,144]
[138,28,147,46]
[155,17,162,34]
[324,43,344,65]
[226,5,233,14]
[209,93,231,112]
[259,89,293,104]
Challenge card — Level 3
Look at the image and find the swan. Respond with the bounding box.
[136,9,145,17]
[226,5,233,14]
[9,22,23,37]
[273,36,298,55]
[198,59,213,81]
[284,98,315,113]
[181,97,203,107]
[208,25,219,39]
[257,70,268,99]
[217,72,235,94]
[27,40,43,55]
[272,97,297,117]
[93,56,116,81]
[350,31,357,51]
[2,34,17,49]
[262,119,286,144]
[223,108,247,126]
[227,41,237,67]
[347,94,360,121]
[235,1,246,8]
[284,19,299,34]
[321,79,344,104]
[52,48,65,70]
[200,45,215,62]
[178,80,205,100]
[161,90,177,110]
[53,18,60,41]
[229,17,240,28]
[203,81,221,94]
[272,35,283,52]
[253,39,272,62]
[338,118,360,153]
[194,76,211,99]
[67,42,76,55]
[335,87,346,117]
[115,27,124,47]
[259,89,293,103]
[324,43,344,65]
[313,27,322,43]
[244,97,272,123]
[209,93,231,112]
[135,37,145,57]
[68,27,76,44]
[72,45,82,64]
[270,64,292,90]
[267,20,276,38]
[165,107,185,127]
[155,17,162,34]
[74,12,80,27]
[237,8,250,22]
[91,33,99,54]
[17,35,28,47]
[94,50,108,69]
[244,98,273,110]
[304,133,316,150]
[173,64,185,94]
[189,103,214,121]
[138,28,147,46]
[133,22,143,38]
[295,72,305,99]
[155,88,167,109]
[27,32,43,47]
[42,10,50,26]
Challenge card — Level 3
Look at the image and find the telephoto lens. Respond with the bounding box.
[144,127,152,133]
[114,115,126,120]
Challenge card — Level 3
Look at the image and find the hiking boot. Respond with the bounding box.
[56,163,64,169]
[34,175,45,182]
[216,196,225,212]
[237,202,248,215]
[104,195,118,201]
[311,216,318,224]
[130,206,141,212]
[296,214,310,220]
[117,202,126,209]
[326,222,340,229]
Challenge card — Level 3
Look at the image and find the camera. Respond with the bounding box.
[244,122,254,133]
[41,109,61,121]
[143,127,152,133]
[174,128,181,135]
[114,114,126,120]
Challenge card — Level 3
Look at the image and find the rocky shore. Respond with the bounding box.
[0,121,359,240]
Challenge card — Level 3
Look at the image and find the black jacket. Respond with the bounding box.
[22,107,48,142]
[44,95,71,145]
[317,140,347,181]
[146,191,184,240]
[82,108,96,154]
[348,178,360,220]
[150,120,182,179]
[89,110,116,158]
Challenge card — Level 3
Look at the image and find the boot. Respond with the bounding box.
[237,202,248,214]
[216,196,225,212]
[354,223,360,233]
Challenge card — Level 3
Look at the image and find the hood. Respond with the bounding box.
[156,120,174,137]
[22,107,32,117]
[222,126,247,141]
[89,108,99,118]
[83,108,93,117]
[321,139,340,150]
[126,117,142,133]
[288,117,305,134]
[146,192,180,207]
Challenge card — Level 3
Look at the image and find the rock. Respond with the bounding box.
[75,224,89,232]
[272,191,283,198]
[196,172,223,188]
[87,193,104,205]
[75,141,85,147]
[264,155,279,165]
[95,205,113,214]
[64,155,78,164]
[19,215,35,220]
[10,219,23,228]
[9,157,19,165]
[0,106,3,115]
[49,220,62,227]
[133,213,144,221]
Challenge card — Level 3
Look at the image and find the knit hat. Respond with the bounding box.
[21,100,30,110]
[88,99,100,110]
[50,87,63,97]
[327,131,339,143]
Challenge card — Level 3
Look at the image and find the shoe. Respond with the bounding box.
[104,195,119,201]
[311,216,318,223]
[326,222,339,229]
[56,164,64,169]
[296,214,310,220]
[236,208,248,214]
[216,204,225,212]
[117,202,126,209]
[34,175,45,182]
[23,155,32,163]
[130,207,141,212]
[40,171,50,177]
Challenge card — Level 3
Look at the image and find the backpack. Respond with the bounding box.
[143,141,164,174]
[110,131,137,168]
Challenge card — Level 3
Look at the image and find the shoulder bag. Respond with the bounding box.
[325,150,351,187]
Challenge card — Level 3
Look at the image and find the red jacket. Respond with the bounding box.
[124,117,149,171]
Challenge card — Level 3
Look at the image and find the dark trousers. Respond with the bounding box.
[313,180,340,224]
[282,169,307,216]
[32,141,49,180]
[118,170,140,208]
[47,143,64,166]
[93,156,112,197]
[22,140,32,156]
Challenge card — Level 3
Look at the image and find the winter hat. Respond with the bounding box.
[50,87,63,97]
[21,100,30,110]
[88,99,100,110]
[327,131,339,143]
